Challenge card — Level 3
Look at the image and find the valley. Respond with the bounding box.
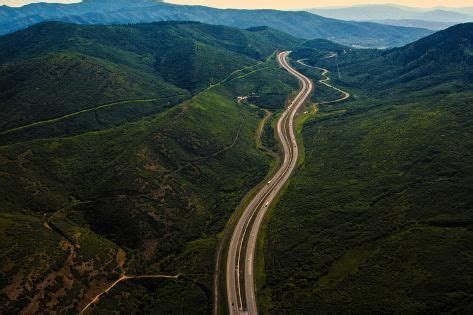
[0,1,472,313]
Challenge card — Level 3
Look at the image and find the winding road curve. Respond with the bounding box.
[225,51,314,315]
[297,59,350,104]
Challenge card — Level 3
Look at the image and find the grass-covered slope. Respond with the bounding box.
[0,22,299,313]
[0,52,188,135]
[0,21,300,87]
[0,21,300,145]
[262,24,473,313]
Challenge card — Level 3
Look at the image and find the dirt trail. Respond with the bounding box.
[0,99,162,136]
[80,273,180,314]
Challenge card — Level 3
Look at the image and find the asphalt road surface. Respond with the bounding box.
[225,51,314,315]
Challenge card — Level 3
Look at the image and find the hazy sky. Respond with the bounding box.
[1,0,472,8]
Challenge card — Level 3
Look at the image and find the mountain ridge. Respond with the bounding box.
[0,0,432,48]
[0,20,300,139]
[310,4,472,23]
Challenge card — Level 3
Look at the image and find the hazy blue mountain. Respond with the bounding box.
[372,19,457,30]
[435,6,473,16]
[421,9,472,22]
[448,7,473,16]
[310,5,472,23]
[0,0,432,48]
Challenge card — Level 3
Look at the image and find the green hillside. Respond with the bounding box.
[0,22,298,313]
[295,23,472,93]
[262,23,473,313]
[0,52,188,135]
[0,21,300,145]
[0,21,301,72]
[299,38,349,51]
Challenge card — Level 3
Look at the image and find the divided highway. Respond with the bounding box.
[226,51,314,314]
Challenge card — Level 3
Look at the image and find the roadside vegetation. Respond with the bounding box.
[262,23,473,313]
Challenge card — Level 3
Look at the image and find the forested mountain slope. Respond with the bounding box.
[0,21,299,313]
[0,21,300,143]
[262,23,473,313]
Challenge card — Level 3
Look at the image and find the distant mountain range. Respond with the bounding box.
[310,4,472,22]
[370,19,457,31]
[0,0,432,48]
[309,4,472,30]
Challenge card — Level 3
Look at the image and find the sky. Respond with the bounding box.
[1,0,472,9]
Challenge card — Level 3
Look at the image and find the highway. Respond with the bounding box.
[296,59,350,104]
[225,51,314,315]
